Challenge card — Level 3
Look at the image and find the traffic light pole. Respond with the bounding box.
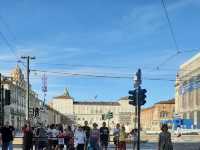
[136,87,141,150]
[135,69,141,150]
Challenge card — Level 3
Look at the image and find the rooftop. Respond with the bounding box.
[155,98,175,105]
[119,96,129,100]
[180,52,200,69]
[53,88,73,99]
[73,101,120,106]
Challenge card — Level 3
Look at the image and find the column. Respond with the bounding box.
[194,111,197,128]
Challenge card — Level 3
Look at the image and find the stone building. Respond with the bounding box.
[0,65,68,128]
[141,99,175,131]
[49,91,135,131]
[175,52,200,128]
[0,65,41,128]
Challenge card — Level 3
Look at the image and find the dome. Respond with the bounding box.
[11,65,25,81]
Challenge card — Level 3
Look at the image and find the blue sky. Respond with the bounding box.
[0,0,200,107]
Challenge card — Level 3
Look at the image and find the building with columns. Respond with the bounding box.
[49,91,135,131]
[0,65,69,128]
[175,52,200,128]
[0,65,41,128]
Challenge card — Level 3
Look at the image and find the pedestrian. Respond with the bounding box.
[158,124,173,150]
[100,122,109,150]
[130,129,137,150]
[23,122,33,150]
[88,123,100,150]
[0,121,15,150]
[58,125,65,150]
[47,124,53,150]
[176,125,181,137]
[113,123,120,150]
[65,126,74,150]
[83,121,90,149]
[74,126,86,150]
[36,123,48,150]
[119,126,127,150]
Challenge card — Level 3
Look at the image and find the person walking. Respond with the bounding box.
[158,124,173,150]
[83,121,90,149]
[88,123,100,150]
[119,126,127,150]
[65,126,74,150]
[130,129,137,150]
[100,122,109,150]
[36,124,48,150]
[113,124,120,150]
[0,121,15,150]
[74,126,86,150]
[23,122,33,150]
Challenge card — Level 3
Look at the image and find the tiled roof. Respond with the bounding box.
[73,101,120,106]
[155,99,175,104]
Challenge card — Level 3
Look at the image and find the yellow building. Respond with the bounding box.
[49,91,135,130]
[141,99,175,131]
[175,52,200,128]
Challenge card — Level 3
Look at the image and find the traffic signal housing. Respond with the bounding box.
[128,89,147,106]
[5,90,11,105]
[102,114,106,120]
[128,90,137,106]
[35,107,39,117]
[139,89,147,106]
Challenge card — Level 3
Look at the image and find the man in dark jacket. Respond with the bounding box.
[0,121,15,150]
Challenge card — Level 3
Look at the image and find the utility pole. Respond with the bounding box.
[134,69,142,150]
[0,73,2,126]
[21,56,35,121]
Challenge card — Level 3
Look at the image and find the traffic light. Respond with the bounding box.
[5,90,11,105]
[128,90,137,106]
[108,112,113,119]
[139,89,147,106]
[102,114,106,120]
[35,107,39,117]
[128,89,147,106]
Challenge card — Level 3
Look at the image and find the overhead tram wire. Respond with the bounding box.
[30,68,180,82]
[161,0,179,52]
[0,15,17,42]
[0,30,18,58]
[156,0,181,70]
[0,30,26,68]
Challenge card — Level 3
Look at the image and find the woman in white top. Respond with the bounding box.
[74,126,86,150]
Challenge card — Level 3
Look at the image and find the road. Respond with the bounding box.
[12,142,200,150]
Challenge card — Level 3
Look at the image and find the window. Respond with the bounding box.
[160,111,168,118]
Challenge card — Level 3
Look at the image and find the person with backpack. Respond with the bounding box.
[88,123,100,150]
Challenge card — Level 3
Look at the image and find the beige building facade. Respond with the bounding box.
[175,53,200,128]
[141,99,175,131]
[49,92,135,130]
[0,65,69,128]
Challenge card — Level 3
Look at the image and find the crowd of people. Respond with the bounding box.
[0,120,173,150]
